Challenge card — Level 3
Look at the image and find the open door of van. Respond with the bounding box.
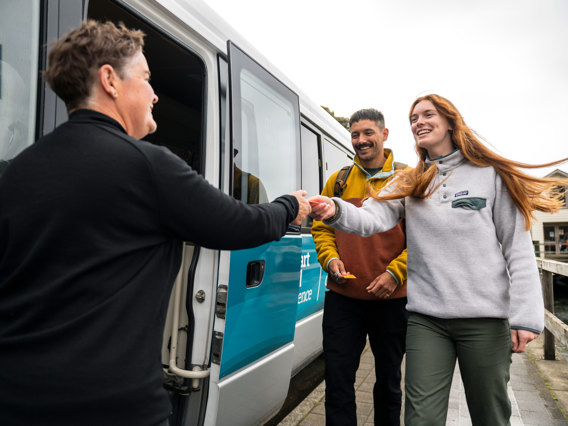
[198,41,303,426]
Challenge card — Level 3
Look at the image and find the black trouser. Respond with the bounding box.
[322,291,408,426]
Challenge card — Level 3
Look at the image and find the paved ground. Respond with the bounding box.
[278,334,568,425]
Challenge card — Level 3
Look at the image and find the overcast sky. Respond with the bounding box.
[206,0,568,176]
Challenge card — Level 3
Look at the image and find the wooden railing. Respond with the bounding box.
[537,258,568,360]
[534,242,568,262]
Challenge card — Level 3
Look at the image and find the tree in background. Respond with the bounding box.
[321,106,349,130]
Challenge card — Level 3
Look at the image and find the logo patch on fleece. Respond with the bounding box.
[454,190,469,197]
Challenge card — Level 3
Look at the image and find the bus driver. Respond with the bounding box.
[0,20,310,426]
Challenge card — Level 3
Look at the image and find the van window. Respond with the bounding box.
[300,124,321,230]
[234,69,297,203]
[229,43,300,205]
[300,124,321,198]
[323,138,352,182]
[0,0,40,174]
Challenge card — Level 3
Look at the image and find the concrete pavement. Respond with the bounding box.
[278,334,568,425]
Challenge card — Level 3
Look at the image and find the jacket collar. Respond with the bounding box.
[425,149,466,172]
[354,148,396,179]
[69,109,128,134]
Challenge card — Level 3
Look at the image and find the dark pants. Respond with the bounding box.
[323,291,408,426]
[405,313,512,426]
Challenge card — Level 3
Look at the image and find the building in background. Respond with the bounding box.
[531,169,568,261]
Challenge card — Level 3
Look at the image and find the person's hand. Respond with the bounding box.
[290,190,311,225]
[328,259,349,284]
[511,329,538,353]
[308,196,335,221]
[366,272,397,299]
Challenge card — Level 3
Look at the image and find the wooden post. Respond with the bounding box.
[542,270,556,360]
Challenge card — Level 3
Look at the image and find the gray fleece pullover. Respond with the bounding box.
[326,149,544,333]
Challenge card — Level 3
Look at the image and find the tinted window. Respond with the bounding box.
[323,138,352,182]
[300,124,321,230]
[300,124,321,198]
[229,42,300,205]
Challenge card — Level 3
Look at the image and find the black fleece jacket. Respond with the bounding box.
[0,109,298,426]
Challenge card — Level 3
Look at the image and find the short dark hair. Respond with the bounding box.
[44,20,145,111]
[349,108,385,130]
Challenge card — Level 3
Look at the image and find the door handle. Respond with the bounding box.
[246,260,265,288]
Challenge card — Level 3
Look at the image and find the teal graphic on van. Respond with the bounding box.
[297,235,326,321]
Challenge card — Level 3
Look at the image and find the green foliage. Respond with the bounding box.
[321,106,349,131]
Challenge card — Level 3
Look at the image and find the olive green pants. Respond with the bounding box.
[405,313,512,426]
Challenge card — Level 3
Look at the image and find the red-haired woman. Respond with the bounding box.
[309,94,567,425]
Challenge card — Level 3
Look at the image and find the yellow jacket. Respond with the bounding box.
[311,149,408,286]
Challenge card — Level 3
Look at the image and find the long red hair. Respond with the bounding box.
[370,94,567,230]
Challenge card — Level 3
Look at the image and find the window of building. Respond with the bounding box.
[544,223,568,259]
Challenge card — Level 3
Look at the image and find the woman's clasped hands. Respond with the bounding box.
[308,196,336,221]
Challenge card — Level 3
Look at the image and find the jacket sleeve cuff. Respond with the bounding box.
[325,257,339,272]
[511,325,541,335]
[323,200,342,225]
[385,269,400,285]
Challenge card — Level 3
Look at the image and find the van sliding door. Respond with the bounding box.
[207,42,302,425]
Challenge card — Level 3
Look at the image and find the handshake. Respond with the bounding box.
[289,192,337,225]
